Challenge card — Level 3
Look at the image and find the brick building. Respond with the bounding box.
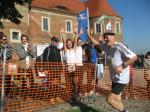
[0,0,122,58]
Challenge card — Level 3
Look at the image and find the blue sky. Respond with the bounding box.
[81,0,150,54]
[108,0,150,55]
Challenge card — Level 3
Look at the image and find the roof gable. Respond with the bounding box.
[31,0,120,17]
[32,0,85,14]
[84,0,120,17]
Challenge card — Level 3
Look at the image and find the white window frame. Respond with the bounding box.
[65,20,73,33]
[10,29,21,43]
[115,21,121,34]
[41,17,50,32]
[94,22,103,34]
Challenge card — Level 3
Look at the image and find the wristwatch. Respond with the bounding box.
[122,63,128,69]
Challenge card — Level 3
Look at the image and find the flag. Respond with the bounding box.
[97,15,106,22]
[77,8,89,43]
[97,15,113,32]
[106,21,112,31]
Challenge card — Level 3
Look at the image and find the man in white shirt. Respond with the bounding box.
[87,29,137,112]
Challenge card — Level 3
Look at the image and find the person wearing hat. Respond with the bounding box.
[41,36,62,97]
[87,29,137,112]
[42,36,61,62]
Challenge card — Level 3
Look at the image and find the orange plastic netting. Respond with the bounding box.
[0,62,150,111]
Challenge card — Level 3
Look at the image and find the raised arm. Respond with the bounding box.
[60,28,67,53]
[73,28,78,48]
[86,28,99,45]
[74,28,83,48]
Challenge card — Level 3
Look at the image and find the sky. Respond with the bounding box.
[81,0,150,55]
[108,0,150,55]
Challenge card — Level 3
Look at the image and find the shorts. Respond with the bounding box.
[111,83,126,95]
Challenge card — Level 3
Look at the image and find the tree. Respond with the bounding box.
[0,0,32,29]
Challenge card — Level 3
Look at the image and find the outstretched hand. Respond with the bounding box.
[86,27,94,37]
[60,28,66,41]
[90,28,94,36]
[74,28,78,34]
[78,28,83,37]
[49,32,53,37]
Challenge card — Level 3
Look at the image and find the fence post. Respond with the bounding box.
[1,47,7,112]
[144,69,150,99]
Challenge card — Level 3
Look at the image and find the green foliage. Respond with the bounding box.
[0,0,32,29]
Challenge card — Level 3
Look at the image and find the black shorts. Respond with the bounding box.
[111,83,126,95]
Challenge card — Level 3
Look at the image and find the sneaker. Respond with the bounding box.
[122,108,129,112]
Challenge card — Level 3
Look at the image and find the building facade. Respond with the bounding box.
[0,0,122,59]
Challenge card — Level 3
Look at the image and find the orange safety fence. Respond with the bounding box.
[0,62,150,111]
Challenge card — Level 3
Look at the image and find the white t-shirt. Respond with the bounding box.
[65,49,76,72]
[65,49,76,64]
[99,42,136,84]
[24,44,30,68]
[75,46,83,66]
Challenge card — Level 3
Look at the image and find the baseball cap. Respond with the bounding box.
[103,32,115,37]
[51,36,59,42]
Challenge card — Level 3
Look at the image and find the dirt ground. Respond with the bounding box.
[37,95,150,112]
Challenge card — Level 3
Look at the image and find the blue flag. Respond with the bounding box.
[77,8,89,43]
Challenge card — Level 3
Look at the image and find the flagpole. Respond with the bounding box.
[87,7,90,28]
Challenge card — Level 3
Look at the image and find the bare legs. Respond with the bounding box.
[106,92,124,112]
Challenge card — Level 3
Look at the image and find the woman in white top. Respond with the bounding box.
[62,29,83,71]
[65,39,76,63]
[75,38,83,66]
[65,38,83,65]
[62,30,83,100]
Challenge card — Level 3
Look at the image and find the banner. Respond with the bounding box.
[36,44,49,57]
[106,21,112,31]
[77,8,89,43]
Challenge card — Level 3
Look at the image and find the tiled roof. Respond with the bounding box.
[31,0,120,17]
[84,0,120,17]
[31,0,85,14]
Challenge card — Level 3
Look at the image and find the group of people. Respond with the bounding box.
[0,32,35,97]
[133,52,150,70]
[0,30,104,70]
[0,32,34,68]
[0,28,137,112]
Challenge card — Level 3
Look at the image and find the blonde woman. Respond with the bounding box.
[61,28,83,102]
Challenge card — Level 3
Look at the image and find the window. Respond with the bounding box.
[115,22,121,34]
[95,23,102,34]
[42,17,50,32]
[10,29,21,43]
[65,20,72,33]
